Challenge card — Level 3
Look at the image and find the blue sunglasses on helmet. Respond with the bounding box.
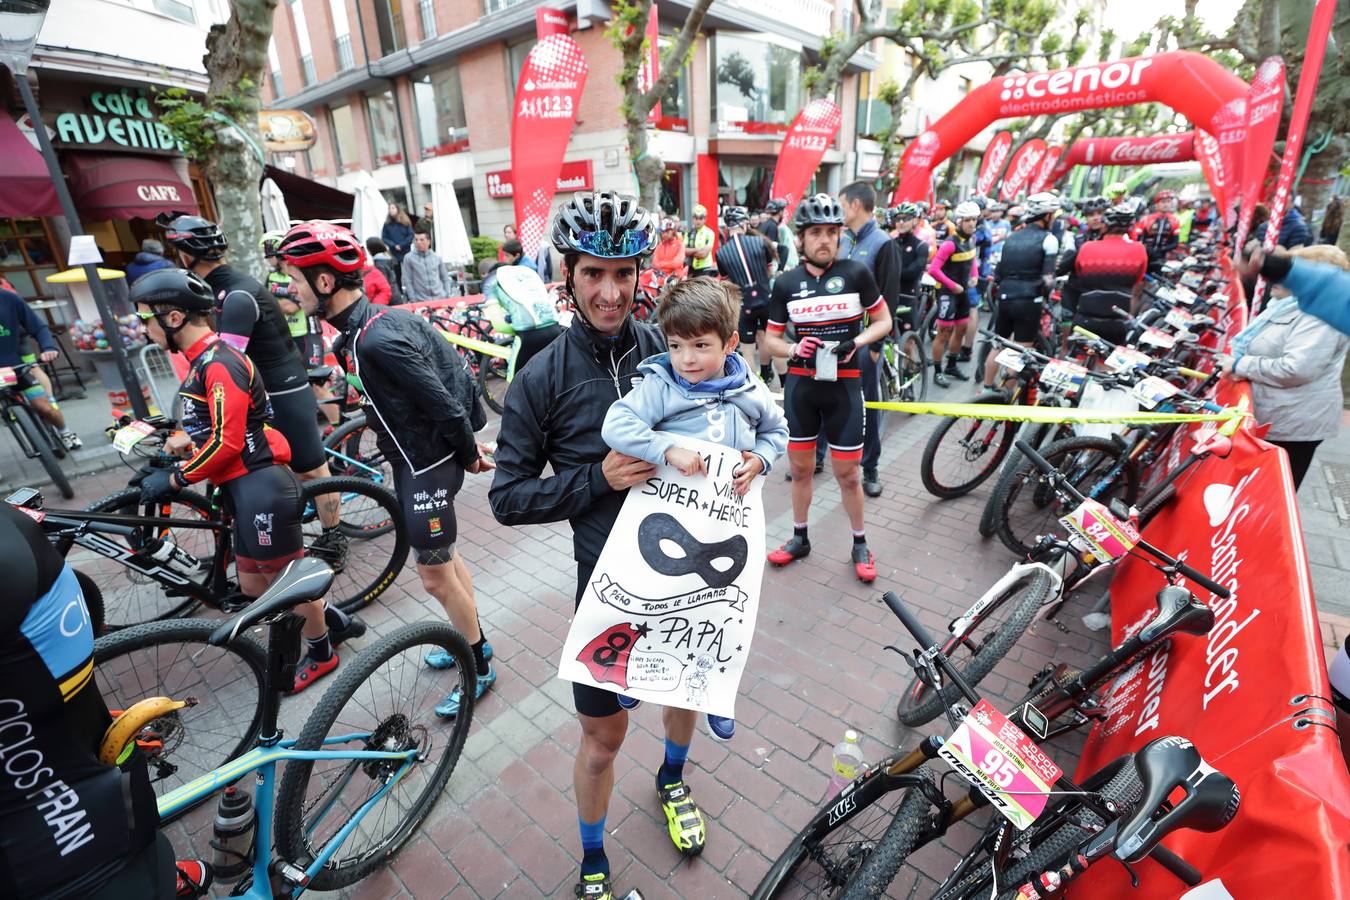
[574,228,652,259]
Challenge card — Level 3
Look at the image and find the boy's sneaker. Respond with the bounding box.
[767,535,811,567]
[425,640,492,670]
[706,714,735,742]
[616,694,642,711]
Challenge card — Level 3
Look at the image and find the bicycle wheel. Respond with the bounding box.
[11,403,72,498]
[298,476,406,613]
[70,488,218,628]
[74,568,106,636]
[991,435,1139,557]
[323,414,393,489]
[896,569,1053,727]
[880,331,928,405]
[93,619,267,821]
[978,422,1073,538]
[477,349,509,414]
[920,394,1018,499]
[274,621,474,890]
[753,764,935,900]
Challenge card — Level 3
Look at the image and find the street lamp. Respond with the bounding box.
[1,0,150,416]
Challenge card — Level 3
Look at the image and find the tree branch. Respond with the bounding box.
[642,0,713,110]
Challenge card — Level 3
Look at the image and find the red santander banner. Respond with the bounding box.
[510,34,588,257]
[634,3,661,123]
[770,99,843,221]
[1235,57,1286,248]
[535,6,570,38]
[1194,130,1229,225]
[1029,144,1062,193]
[486,160,592,199]
[975,131,1012,198]
[998,139,1046,202]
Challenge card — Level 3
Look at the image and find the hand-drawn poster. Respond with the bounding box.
[559,437,765,718]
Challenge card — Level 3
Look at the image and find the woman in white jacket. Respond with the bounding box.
[1219,244,1350,488]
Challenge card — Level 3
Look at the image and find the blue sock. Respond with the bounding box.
[658,737,690,787]
[579,816,608,878]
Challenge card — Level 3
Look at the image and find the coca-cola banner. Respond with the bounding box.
[891,51,1247,201]
[770,99,843,221]
[1235,57,1286,248]
[1029,144,1062,193]
[975,131,1013,197]
[510,34,588,257]
[998,139,1046,201]
[1210,98,1248,227]
[1194,129,1229,225]
[1049,132,1195,184]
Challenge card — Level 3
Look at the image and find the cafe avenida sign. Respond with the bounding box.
[51,87,184,154]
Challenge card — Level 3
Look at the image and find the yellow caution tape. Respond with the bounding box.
[439,329,511,359]
[861,400,1248,425]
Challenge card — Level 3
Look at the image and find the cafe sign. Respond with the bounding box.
[50,87,184,154]
[259,109,318,152]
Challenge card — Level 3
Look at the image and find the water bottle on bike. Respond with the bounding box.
[827,730,866,799]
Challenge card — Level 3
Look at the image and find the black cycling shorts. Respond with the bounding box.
[738,306,772,343]
[222,465,305,575]
[393,459,464,566]
[894,292,919,332]
[572,560,623,718]
[935,291,971,326]
[996,298,1043,343]
[513,324,562,378]
[783,374,865,461]
[267,386,326,473]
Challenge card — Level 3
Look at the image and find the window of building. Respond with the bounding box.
[413,65,469,158]
[712,32,802,127]
[330,103,360,169]
[267,37,285,98]
[654,37,690,129]
[329,0,355,70]
[289,0,316,85]
[373,0,406,56]
[508,38,537,94]
[367,90,403,166]
[0,219,62,300]
[306,128,327,175]
[418,0,436,39]
[152,0,196,25]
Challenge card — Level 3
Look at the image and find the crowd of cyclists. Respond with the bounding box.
[1,171,1249,900]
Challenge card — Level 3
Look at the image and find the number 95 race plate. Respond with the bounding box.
[938,699,1063,830]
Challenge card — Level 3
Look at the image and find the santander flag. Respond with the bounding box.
[998,139,1047,202]
[1235,57,1286,248]
[770,99,843,221]
[510,35,588,257]
[975,131,1013,198]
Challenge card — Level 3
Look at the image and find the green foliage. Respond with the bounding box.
[470,236,501,265]
[155,87,214,161]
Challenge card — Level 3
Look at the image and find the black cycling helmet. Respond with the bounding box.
[1082,196,1110,214]
[156,212,227,261]
[766,198,787,214]
[129,268,215,312]
[723,206,750,228]
[1104,203,1137,229]
[792,193,844,229]
[550,190,657,259]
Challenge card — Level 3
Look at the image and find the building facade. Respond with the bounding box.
[261,0,880,241]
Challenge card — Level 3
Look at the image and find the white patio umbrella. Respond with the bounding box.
[259,177,290,232]
[430,180,473,268]
[348,171,387,244]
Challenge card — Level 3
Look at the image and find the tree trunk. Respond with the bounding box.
[1298,135,1347,236]
[628,118,666,210]
[202,0,276,282]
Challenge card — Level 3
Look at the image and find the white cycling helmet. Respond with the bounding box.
[953,201,981,221]
[1025,192,1061,218]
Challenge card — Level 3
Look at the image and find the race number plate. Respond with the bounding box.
[1059,497,1140,563]
[1105,346,1151,373]
[1039,359,1087,395]
[937,699,1063,830]
[0,367,16,388]
[112,420,156,454]
[1139,327,1176,349]
[1165,307,1196,329]
[1130,375,1182,410]
[994,348,1026,372]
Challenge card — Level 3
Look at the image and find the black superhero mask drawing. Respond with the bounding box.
[638,513,748,588]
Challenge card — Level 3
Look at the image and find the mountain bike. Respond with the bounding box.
[95,557,475,890]
[1,361,72,498]
[754,567,1238,898]
[877,307,929,407]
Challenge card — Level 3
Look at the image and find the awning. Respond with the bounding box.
[64,152,199,220]
[262,165,354,221]
[0,114,62,218]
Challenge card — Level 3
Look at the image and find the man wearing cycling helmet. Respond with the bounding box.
[157,214,346,565]
[715,206,777,380]
[651,216,686,276]
[276,222,496,716]
[1062,202,1148,345]
[984,192,1060,388]
[891,203,931,326]
[762,193,892,581]
[1105,181,1129,206]
[129,269,350,691]
[962,196,994,363]
[1132,190,1181,271]
[927,200,982,387]
[489,192,712,900]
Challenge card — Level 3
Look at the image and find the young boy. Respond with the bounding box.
[602,278,789,743]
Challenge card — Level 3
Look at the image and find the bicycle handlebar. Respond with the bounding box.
[882,591,983,706]
[1012,439,1230,599]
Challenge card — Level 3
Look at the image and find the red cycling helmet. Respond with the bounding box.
[276,221,367,273]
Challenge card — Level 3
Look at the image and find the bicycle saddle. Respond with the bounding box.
[1138,585,1215,643]
[209,557,335,646]
[1114,736,1240,863]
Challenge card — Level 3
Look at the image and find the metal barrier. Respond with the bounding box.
[137,343,178,416]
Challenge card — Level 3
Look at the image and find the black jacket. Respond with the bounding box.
[331,296,485,475]
[490,315,665,565]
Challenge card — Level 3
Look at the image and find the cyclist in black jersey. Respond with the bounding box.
[158,214,346,565]
[0,501,213,899]
[762,193,891,583]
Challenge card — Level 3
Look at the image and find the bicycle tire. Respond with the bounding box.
[40,411,68,459]
[73,488,217,628]
[920,394,1017,499]
[93,618,268,821]
[896,569,1053,726]
[895,331,928,403]
[836,769,937,900]
[477,350,508,415]
[274,621,475,890]
[752,763,935,900]
[12,402,72,498]
[991,435,1138,557]
[298,476,406,613]
[978,422,1072,538]
[74,567,106,636]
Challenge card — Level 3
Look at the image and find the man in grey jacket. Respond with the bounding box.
[401,229,454,302]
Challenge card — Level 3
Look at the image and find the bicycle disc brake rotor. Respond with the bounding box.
[360,714,428,781]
